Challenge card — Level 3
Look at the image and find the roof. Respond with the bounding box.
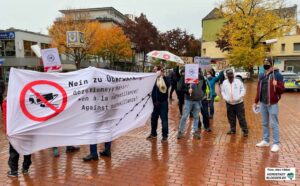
[202,8,223,21]
[2,28,50,38]
[59,7,126,19]
[202,5,297,21]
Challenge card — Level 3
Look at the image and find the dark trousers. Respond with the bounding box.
[90,142,112,156]
[169,84,176,99]
[199,99,210,129]
[151,101,169,138]
[226,102,248,133]
[177,91,184,115]
[8,143,31,172]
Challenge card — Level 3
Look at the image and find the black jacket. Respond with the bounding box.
[152,76,170,105]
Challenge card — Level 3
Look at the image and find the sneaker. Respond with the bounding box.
[256,140,270,147]
[161,137,168,143]
[146,134,157,140]
[66,146,80,153]
[177,132,184,139]
[82,154,99,162]
[99,150,111,157]
[271,144,280,152]
[53,147,60,157]
[22,169,29,175]
[7,171,18,177]
[193,132,201,139]
[227,130,236,135]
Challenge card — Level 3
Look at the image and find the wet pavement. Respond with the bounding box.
[0,81,300,186]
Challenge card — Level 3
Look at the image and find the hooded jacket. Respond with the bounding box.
[255,69,284,105]
[221,78,246,105]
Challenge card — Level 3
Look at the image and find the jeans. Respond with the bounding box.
[90,142,112,156]
[179,100,201,133]
[8,143,31,172]
[199,99,210,129]
[260,103,280,144]
[151,101,169,137]
[226,102,248,133]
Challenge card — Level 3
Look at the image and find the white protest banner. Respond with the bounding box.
[185,64,199,84]
[7,67,157,155]
[194,56,211,69]
[41,48,62,72]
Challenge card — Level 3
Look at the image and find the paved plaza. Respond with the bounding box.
[0,81,299,186]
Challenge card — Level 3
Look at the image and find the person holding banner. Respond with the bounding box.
[177,68,206,140]
[221,69,248,137]
[254,57,284,152]
[83,142,112,161]
[147,66,170,142]
[2,98,32,177]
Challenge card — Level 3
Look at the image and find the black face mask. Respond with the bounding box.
[228,76,234,81]
[263,65,271,70]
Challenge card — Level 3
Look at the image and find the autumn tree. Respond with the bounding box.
[49,11,102,69]
[122,13,162,54]
[216,0,296,71]
[160,28,201,57]
[96,26,132,68]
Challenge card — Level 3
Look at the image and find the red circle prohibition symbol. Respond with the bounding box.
[20,80,67,122]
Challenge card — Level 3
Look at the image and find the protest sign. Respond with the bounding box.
[41,48,62,72]
[185,64,199,84]
[7,67,157,155]
[194,56,211,69]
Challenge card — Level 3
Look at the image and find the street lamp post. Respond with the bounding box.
[131,43,136,72]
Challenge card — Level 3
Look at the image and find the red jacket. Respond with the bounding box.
[2,98,6,134]
[255,70,285,105]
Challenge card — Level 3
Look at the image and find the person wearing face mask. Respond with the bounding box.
[206,69,224,119]
[221,69,248,137]
[177,68,206,140]
[254,57,284,152]
[147,66,170,142]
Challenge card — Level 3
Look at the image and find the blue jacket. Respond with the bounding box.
[207,71,224,99]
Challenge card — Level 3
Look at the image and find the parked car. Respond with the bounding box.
[215,67,250,82]
[282,72,300,92]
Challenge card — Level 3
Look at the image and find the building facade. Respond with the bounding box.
[201,5,300,73]
[0,29,51,82]
[59,7,127,29]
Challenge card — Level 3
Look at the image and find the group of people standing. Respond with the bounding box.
[148,57,284,153]
[2,57,284,178]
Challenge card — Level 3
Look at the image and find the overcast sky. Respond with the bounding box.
[0,0,299,38]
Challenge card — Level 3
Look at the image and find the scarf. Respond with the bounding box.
[156,76,167,93]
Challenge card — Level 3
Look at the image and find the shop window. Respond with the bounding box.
[0,40,16,56]
[24,40,37,57]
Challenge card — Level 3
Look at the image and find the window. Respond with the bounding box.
[294,43,300,51]
[41,43,50,49]
[23,40,37,57]
[0,40,16,57]
[281,43,285,52]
